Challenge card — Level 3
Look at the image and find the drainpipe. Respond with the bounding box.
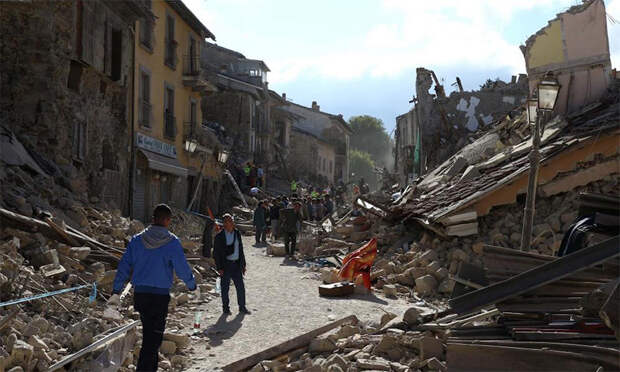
[128,24,136,220]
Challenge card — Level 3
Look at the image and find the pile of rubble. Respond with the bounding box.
[0,154,220,371]
[250,312,448,372]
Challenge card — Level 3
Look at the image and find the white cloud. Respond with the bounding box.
[267,0,579,83]
[185,0,617,84]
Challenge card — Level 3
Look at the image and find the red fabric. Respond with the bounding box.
[338,238,377,290]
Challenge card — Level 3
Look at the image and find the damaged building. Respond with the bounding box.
[201,42,294,185]
[521,0,613,115]
[0,0,151,217]
[280,101,352,185]
[394,69,529,184]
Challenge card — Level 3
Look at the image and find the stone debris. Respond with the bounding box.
[250,312,450,372]
[0,157,222,372]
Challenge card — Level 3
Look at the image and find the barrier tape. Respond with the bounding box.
[0,283,97,308]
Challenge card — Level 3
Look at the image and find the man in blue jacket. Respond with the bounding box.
[109,204,196,372]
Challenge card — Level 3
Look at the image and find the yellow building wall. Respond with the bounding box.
[134,1,218,179]
[527,20,565,69]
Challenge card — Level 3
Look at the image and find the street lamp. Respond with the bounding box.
[520,72,561,251]
[217,149,230,164]
[184,139,198,153]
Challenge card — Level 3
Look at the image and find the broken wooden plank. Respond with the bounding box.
[599,280,620,341]
[447,342,619,372]
[445,222,478,237]
[449,236,620,315]
[222,315,359,372]
[439,211,478,226]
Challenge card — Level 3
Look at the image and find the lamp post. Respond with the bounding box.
[186,144,229,212]
[520,73,561,251]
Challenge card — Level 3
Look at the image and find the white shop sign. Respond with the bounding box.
[136,133,177,158]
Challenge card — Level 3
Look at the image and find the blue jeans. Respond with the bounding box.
[221,260,245,311]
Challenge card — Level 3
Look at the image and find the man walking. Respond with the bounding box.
[110,204,196,372]
[253,200,267,245]
[214,214,250,315]
[280,201,300,258]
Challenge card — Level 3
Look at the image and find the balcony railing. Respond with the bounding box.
[183,55,201,76]
[140,101,152,128]
[164,112,176,139]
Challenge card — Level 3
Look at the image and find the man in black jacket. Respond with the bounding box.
[213,214,250,315]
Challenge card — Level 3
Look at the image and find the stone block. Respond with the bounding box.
[383,284,398,298]
[266,242,286,257]
[415,275,438,295]
[160,340,176,355]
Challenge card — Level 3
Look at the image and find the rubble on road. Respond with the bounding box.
[0,153,221,371]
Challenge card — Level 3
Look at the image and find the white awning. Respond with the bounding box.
[139,149,188,177]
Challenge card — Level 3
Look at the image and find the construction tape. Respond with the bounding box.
[0,283,96,308]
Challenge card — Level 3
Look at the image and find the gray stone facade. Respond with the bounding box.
[0,0,148,214]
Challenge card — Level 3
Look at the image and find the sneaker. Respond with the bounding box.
[239,307,252,315]
[223,308,232,315]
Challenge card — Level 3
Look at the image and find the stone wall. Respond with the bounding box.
[0,0,135,213]
[413,68,528,173]
[202,91,253,156]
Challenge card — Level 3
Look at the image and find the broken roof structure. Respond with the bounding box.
[393,80,619,236]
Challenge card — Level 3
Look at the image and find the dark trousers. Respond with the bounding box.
[283,232,297,255]
[221,260,245,311]
[134,292,170,372]
[255,226,266,244]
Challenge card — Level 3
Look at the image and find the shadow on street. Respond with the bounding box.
[204,313,246,347]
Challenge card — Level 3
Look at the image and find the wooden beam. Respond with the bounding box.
[445,222,478,237]
[449,236,620,315]
[222,315,359,372]
[440,211,478,226]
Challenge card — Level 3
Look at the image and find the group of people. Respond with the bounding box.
[243,162,265,188]
[110,204,251,371]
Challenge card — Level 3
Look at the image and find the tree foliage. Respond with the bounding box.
[348,115,392,162]
[348,115,393,191]
[349,149,377,190]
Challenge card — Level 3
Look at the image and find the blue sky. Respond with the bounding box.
[186,0,620,135]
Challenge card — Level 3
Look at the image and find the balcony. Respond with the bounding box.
[183,55,201,76]
[139,101,152,128]
[164,111,176,139]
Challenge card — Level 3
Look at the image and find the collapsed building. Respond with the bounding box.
[394,71,529,185]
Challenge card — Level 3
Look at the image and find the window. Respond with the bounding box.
[164,15,176,68]
[111,29,122,81]
[72,121,87,161]
[67,60,83,91]
[329,160,333,174]
[164,83,175,138]
[140,19,153,50]
[323,158,326,171]
[139,70,151,127]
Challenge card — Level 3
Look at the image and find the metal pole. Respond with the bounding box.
[520,111,543,251]
[187,151,208,211]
